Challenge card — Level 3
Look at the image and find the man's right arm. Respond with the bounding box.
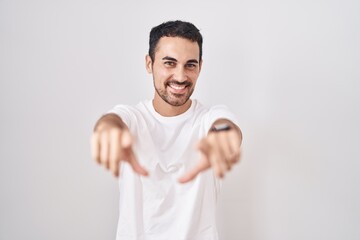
[90,113,148,177]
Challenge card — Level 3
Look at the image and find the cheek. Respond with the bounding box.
[154,68,172,80]
[188,71,200,81]
[153,71,168,88]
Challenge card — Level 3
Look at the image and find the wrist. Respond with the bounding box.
[210,123,231,132]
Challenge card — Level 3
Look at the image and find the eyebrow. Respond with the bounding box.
[162,56,177,62]
[187,59,199,64]
[162,56,199,64]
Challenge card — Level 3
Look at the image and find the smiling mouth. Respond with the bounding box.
[167,81,190,94]
[169,83,186,90]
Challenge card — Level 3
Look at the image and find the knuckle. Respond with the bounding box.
[208,134,216,142]
[99,132,109,143]
[109,128,122,139]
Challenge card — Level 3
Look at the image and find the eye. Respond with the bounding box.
[164,61,176,67]
[186,63,197,69]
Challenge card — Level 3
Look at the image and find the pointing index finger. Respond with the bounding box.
[178,155,210,183]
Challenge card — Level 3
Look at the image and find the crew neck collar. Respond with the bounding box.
[145,99,197,123]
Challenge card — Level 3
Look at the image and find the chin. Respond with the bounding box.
[166,99,186,107]
[155,86,193,107]
[166,96,190,107]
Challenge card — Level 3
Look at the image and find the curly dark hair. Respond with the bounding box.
[148,20,203,62]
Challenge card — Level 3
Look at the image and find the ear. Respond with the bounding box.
[199,59,203,73]
[145,55,153,74]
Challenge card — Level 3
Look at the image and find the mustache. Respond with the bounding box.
[166,80,192,87]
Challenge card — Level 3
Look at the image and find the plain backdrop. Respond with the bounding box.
[1,0,359,239]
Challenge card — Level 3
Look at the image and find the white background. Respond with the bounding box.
[1,0,359,239]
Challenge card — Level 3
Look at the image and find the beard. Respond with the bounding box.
[154,79,194,107]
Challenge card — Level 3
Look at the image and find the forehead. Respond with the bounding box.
[155,37,200,61]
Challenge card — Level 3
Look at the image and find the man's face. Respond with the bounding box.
[146,37,202,107]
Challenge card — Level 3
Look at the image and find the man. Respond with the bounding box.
[91,20,243,240]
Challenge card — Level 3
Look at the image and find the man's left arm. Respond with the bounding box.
[178,118,242,183]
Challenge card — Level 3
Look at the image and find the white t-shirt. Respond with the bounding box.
[109,99,239,240]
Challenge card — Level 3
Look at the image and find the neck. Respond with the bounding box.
[152,95,192,117]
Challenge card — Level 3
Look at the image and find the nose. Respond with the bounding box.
[173,66,187,82]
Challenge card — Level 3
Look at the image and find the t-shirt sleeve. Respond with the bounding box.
[107,104,133,129]
[204,105,240,131]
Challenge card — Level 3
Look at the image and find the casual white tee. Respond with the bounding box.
[109,99,239,240]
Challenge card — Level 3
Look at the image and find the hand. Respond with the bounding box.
[90,122,148,177]
[178,128,241,183]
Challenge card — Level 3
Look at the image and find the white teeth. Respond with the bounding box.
[169,83,186,90]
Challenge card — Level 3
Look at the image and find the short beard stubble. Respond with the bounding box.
[154,79,194,107]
